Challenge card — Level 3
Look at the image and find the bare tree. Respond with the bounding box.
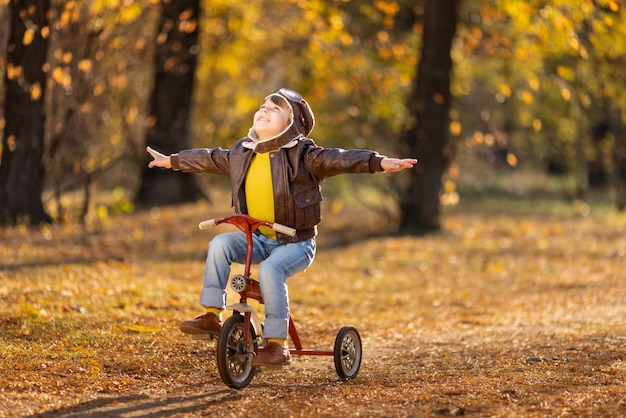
[0,0,51,225]
[398,0,460,234]
[135,0,203,206]
[607,102,626,211]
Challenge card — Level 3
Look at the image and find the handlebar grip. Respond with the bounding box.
[198,219,217,230]
[272,222,297,237]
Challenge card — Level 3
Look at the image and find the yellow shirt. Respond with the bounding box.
[245,152,276,239]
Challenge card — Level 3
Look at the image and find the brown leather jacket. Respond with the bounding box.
[171,137,385,244]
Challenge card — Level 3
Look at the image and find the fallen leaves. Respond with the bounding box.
[1,198,625,416]
[126,324,161,334]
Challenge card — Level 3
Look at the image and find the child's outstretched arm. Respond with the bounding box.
[380,157,418,172]
[146,146,172,169]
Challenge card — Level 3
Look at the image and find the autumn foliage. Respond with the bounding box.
[1,196,625,416]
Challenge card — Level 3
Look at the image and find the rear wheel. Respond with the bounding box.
[216,314,259,389]
[333,326,362,380]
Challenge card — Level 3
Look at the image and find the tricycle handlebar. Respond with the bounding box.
[198,219,218,230]
[271,222,297,237]
[199,215,297,237]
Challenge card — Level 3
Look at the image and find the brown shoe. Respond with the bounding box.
[179,312,221,335]
[251,342,291,367]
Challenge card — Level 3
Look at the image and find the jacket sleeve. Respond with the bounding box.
[170,148,230,174]
[303,143,385,179]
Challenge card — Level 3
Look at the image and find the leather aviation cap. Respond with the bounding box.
[270,88,315,137]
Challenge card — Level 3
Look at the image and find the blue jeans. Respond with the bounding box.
[200,232,316,339]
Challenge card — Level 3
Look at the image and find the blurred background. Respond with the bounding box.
[1,0,625,232]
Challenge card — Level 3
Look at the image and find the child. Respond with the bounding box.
[147,88,416,367]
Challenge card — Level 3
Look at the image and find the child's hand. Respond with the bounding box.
[381,157,418,172]
[146,146,172,169]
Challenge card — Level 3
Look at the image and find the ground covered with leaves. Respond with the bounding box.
[1,197,625,417]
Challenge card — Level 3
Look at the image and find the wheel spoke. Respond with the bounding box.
[334,328,361,379]
[217,315,258,388]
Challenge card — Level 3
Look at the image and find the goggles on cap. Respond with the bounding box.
[273,88,310,133]
[276,88,304,103]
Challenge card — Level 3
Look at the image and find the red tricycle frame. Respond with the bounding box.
[198,214,362,389]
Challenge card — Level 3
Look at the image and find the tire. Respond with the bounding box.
[333,326,362,380]
[216,314,259,389]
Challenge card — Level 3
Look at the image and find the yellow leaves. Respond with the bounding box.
[96,205,109,221]
[84,357,102,380]
[119,2,142,23]
[506,152,518,167]
[528,78,540,91]
[374,0,400,16]
[443,180,456,194]
[126,325,161,334]
[519,90,534,105]
[125,106,139,125]
[22,28,35,46]
[495,84,512,103]
[6,63,22,81]
[51,67,71,88]
[441,162,460,207]
[329,199,344,214]
[178,17,197,34]
[449,163,461,180]
[78,59,92,72]
[59,1,81,26]
[1,198,625,415]
[432,92,446,105]
[145,115,157,128]
[609,0,621,12]
[376,30,390,44]
[339,32,354,46]
[450,120,462,136]
[134,36,146,51]
[90,0,143,24]
[93,82,105,96]
[568,36,581,51]
[20,304,47,319]
[109,73,127,89]
[499,83,512,98]
[485,260,506,273]
[29,83,42,101]
[374,0,400,27]
[466,131,485,147]
[163,56,178,72]
[556,65,575,82]
[440,182,460,207]
[221,56,246,78]
[598,0,621,12]
[329,13,344,31]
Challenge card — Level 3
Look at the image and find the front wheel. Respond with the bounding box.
[334,326,362,380]
[216,314,259,389]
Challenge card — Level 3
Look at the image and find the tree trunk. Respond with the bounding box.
[0,0,51,225]
[398,0,460,234]
[135,0,203,206]
[609,105,626,211]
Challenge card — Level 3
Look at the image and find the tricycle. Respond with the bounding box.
[197,214,362,389]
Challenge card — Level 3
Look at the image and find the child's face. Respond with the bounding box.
[253,97,291,140]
